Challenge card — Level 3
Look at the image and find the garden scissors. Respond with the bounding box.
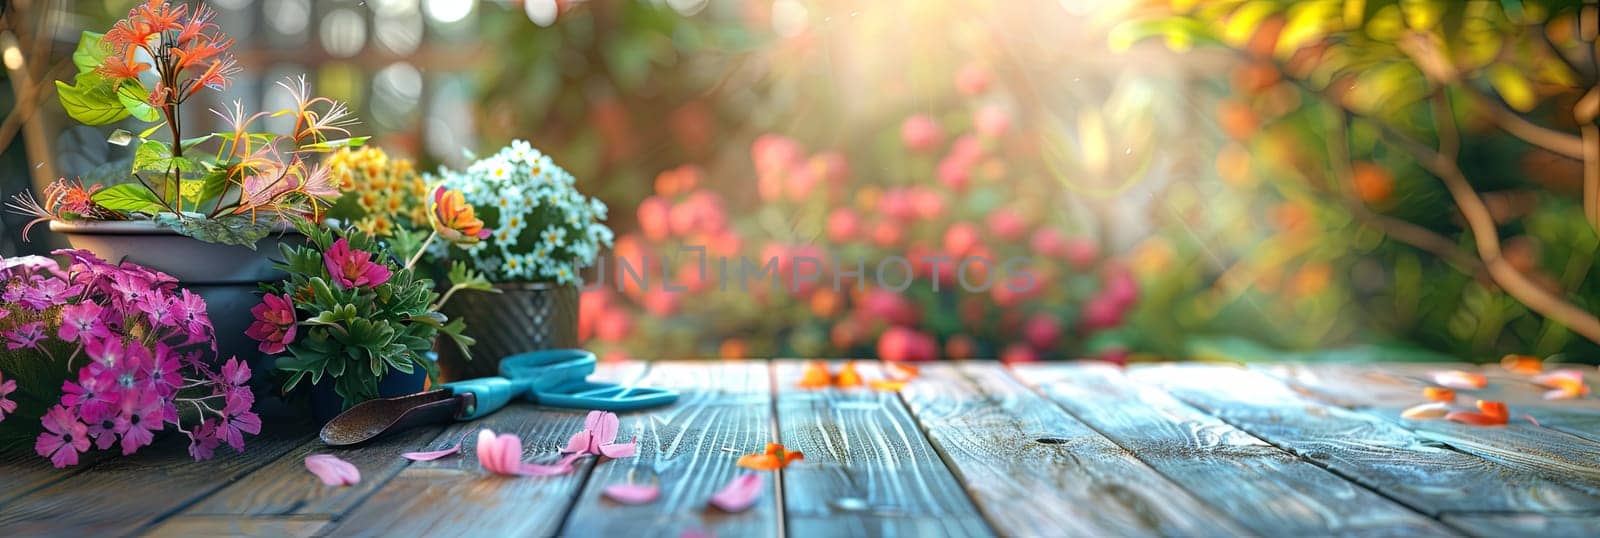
[319,349,677,446]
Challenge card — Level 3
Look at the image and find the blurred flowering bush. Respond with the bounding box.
[0,250,257,466]
[577,68,1138,362]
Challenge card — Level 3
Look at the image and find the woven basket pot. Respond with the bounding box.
[437,281,578,381]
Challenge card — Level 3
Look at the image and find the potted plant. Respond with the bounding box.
[430,140,614,380]
[6,1,362,362]
[249,196,493,418]
[0,250,258,467]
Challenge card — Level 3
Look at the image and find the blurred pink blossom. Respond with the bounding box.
[900,115,944,152]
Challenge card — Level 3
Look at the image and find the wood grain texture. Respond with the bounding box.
[1016,363,1451,536]
[1443,513,1600,536]
[773,361,991,537]
[176,423,446,517]
[898,362,1251,537]
[1131,364,1600,514]
[561,361,782,538]
[322,363,648,537]
[1261,363,1600,494]
[0,422,312,536]
[1262,362,1600,444]
[141,515,331,537]
[0,449,94,507]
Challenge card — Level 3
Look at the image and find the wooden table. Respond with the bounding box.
[3,360,1599,537]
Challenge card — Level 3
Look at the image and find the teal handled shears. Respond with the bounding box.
[320,349,677,446]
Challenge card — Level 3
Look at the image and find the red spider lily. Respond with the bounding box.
[134,0,186,34]
[5,180,110,240]
[103,17,157,54]
[183,57,239,98]
[172,37,234,72]
[174,4,218,46]
[276,76,358,145]
[99,49,151,80]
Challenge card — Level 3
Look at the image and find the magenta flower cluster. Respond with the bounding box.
[0,250,259,467]
[247,238,391,354]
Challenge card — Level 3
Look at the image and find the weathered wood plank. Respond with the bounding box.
[0,422,313,536]
[773,361,991,537]
[560,361,782,538]
[142,515,331,537]
[174,422,446,517]
[898,362,1251,536]
[1444,513,1600,536]
[1263,362,1600,444]
[1131,364,1600,514]
[0,449,95,507]
[1017,363,1451,536]
[1261,363,1600,493]
[322,362,648,536]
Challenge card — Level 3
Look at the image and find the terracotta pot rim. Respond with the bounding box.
[48,219,299,236]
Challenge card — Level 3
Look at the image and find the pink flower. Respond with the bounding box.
[62,366,120,423]
[220,388,260,452]
[116,392,162,455]
[5,321,46,350]
[751,134,804,176]
[35,406,89,468]
[985,210,1026,241]
[637,196,672,240]
[1023,314,1062,351]
[171,289,212,341]
[0,370,16,422]
[323,238,391,289]
[1030,228,1067,257]
[1001,344,1039,364]
[246,293,298,354]
[146,345,183,397]
[942,222,981,258]
[877,326,937,362]
[974,104,1012,138]
[1064,237,1100,269]
[188,419,221,460]
[1079,295,1126,332]
[900,115,943,152]
[59,302,111,343]
[825,208,860,242]
[956,62,991,95]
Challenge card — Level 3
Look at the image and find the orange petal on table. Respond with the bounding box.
[1421,386,1456,402]
[1500,354,1544,375]
[868,379,908,392]
[836,362,863,387]
[737,443,802,471]
[797,361,832,389]
[1432,370,1487,390]
[1446,411,1508,426]
[1532,369,1589,400]
[1476,399,1509,420]
[1400,402,1450,420]
[886,362,920,378]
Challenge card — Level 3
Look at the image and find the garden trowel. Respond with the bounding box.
[318,349,676,446]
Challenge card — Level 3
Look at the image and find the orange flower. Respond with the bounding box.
[428,185,490,245]
[868,379,908,391]
[1431,370,1487,390]
[99,49,151,80]
[1422,387,1455,402]
[737,443,803,471]
[887,362,920,378]
[1500,354,1543,375]
[1447,400,1509,426]
[796,361,831,389]
[835,362,863,387]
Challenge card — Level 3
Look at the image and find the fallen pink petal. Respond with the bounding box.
[709,472,765,513]
[477,429,525,476]
[305,454,360,486]
[603,482,662,505]
[402,435,465,462]
[599,439,637,459]
[517,453,587,477]
[565,410,628,457]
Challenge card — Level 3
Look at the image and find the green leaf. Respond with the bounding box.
[90,184,164,214]
[1488,64,1537,113]
[154,214,275,248]
[132,139,173,171]
[70,31,110,74]
[118,85,161,122]
[56,74,130,126]
[183,165,231,207]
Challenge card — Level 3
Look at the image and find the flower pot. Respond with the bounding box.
[309,353,434,423]
[48,220,299,366]
[436,282,578,381]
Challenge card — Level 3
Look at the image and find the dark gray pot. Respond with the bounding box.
[48,220,298,365]
[437,281,578,381]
